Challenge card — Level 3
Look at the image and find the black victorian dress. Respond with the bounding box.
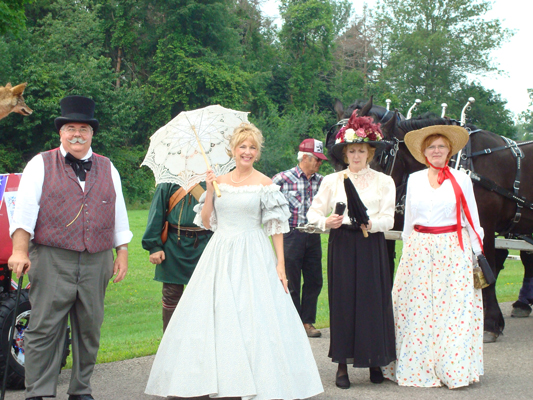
[307,167,396,367]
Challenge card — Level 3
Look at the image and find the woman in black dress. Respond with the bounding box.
[307,113,396,389]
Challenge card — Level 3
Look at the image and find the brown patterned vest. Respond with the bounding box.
[34,148,116,253]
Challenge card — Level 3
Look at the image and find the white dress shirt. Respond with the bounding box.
[402,168,484,254]
[10,145,133,247]
[307,167,396,233]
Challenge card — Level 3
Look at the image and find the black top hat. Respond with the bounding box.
[54,95,99,134]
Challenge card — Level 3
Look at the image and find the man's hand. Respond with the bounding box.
[8,229,31,279]
[149,251,165,265]
[8,251,31,279]
[113,249,128,283]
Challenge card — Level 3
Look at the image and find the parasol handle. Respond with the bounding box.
[362,228,368,238]
[191,126,221,197]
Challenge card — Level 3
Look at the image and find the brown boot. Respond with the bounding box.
[162,306,175,332]
[303,323,321,337]
[162,283,184,332]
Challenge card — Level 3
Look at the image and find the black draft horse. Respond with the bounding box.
[328,98,533,342]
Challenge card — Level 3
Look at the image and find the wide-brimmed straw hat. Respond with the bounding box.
[404,125,469,165]
[330,112,386,166]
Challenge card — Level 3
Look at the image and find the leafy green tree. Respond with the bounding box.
[330,5,376,106]
[0,0,34,36]
[146,34,251,126]
[0,0,152,203]
[373,0,512,110]
[451,82,517,139]
[253,109,331,177]
[517,89,533,140]
[278,0,337,110]
[97,0,149,86]
[233,0,279,116]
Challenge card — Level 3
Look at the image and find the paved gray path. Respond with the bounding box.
[5,302,532,400]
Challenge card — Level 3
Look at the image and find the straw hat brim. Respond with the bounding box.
[404,125,469,165]
[330,140,387,167]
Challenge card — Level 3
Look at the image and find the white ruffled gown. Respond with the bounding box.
[145,183,323,400]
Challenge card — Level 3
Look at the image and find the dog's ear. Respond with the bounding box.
[5,83,12,89]
[12,82,28,96]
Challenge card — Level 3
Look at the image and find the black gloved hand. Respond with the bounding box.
[477,254,496,286]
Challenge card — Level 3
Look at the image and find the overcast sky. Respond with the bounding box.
[260,0,533,117]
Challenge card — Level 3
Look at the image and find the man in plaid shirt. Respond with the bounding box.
[273,139,327,337]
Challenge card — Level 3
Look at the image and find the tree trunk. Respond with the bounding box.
[115,48,122,88]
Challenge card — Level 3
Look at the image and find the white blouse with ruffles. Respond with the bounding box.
[402,168,484,254]
[307,166,395,233]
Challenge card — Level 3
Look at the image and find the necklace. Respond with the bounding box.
[231,169,254,184]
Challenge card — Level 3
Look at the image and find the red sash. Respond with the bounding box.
[414,224,457,234]
[426,158,484,252]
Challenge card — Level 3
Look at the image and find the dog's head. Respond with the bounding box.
[1,82,33,117]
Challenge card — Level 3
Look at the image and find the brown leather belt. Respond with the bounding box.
[168,224,210,238]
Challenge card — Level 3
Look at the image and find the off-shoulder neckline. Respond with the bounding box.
[218,183,280,192]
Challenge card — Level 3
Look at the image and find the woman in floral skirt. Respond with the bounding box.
[382,125,484,388]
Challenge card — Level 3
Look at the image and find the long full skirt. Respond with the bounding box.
[145,226,323,400]
[328,227,396,367]
[382,230,484,388]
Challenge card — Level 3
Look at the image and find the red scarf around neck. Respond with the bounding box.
[426,158,484,253]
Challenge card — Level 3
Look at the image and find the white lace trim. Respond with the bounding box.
[193,193,218,231]
[208,212,218,231]
[193,210,218,231]
[344,166,376,190]
[218,183,281,193]
[264,219,290,236]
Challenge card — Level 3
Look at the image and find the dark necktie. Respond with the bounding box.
[65,152,92,182]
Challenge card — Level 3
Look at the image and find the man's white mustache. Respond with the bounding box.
[67,137,88,144]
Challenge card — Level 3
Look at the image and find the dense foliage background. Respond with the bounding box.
[1,0,530,205]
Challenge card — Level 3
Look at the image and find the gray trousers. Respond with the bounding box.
[25,243,114,398]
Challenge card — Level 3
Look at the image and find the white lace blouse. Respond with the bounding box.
[307,166,396,233]
[402,168,484,254]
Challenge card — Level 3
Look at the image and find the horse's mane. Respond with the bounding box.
[397,117,482,134]
[416,112,440,119]
[397,118,456,132]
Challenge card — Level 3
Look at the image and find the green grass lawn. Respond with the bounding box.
[86,210,526,366]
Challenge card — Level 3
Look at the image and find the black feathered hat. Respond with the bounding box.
[54,95,99,133]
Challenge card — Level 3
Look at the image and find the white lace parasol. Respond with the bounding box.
[141,105,249,190]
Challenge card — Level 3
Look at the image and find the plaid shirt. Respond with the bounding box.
[272,166,323,228]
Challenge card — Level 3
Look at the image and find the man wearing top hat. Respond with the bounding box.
[8,96,132,400]
[273,139,327,337]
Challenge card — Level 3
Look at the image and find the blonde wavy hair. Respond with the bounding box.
[226,123,264,161]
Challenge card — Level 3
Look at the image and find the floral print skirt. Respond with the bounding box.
[382,229,484,388]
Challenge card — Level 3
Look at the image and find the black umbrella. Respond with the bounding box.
[343,174,370,238]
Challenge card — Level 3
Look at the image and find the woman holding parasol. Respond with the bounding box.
[307,112,396,389]
[146,123,323,400]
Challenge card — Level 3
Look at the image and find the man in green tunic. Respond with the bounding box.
[142,182,212,331]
